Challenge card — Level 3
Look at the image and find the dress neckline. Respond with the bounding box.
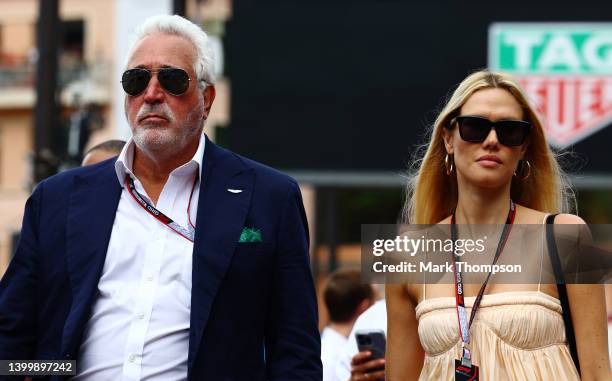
[415,290,561,319]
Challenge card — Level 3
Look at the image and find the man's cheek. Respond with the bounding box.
[126,105,138,124]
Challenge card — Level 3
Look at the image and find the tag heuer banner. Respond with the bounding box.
[489,23,612,148]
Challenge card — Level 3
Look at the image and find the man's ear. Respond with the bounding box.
[354,298,373,317]
[442,127,454,155]
[203,85,216,119]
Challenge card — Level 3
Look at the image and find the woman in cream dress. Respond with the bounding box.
[385,70,611,381]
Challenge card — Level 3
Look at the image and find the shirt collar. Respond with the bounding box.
[114,132,206,187]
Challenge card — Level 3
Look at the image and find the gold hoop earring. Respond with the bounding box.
[445,154,454,175]
[514,160,531,180]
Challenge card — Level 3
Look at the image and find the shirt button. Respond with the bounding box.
[128,354,136,362]
[146,275,154,282]
[137,313,145,320]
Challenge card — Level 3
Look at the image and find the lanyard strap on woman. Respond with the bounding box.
[125,175,198,242]
[451,199,516,367]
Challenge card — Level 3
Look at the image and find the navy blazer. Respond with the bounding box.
[0,137,322,381]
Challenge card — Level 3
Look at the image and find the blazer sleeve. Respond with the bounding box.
[0,183,42,359]
[265,180,322,381]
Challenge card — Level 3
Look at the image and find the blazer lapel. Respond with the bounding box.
[188,137,254,373]
[62,162,121,356]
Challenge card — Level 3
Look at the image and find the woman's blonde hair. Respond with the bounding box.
[402,70,574,224]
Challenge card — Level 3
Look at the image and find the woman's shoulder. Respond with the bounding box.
[516,204,586,225]
[436,215,451,225]
[551,213,586,225]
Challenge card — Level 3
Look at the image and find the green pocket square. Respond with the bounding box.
[239,227,263,243]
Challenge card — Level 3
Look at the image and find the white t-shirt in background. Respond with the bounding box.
[321,327,349,381]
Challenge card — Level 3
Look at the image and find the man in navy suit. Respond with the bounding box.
[0,15,321,381]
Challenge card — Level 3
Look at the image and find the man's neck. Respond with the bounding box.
[454,180,512,225]
[131,137,200,205]
[328,322,354,338]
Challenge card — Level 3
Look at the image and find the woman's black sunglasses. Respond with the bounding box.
[121,67,192,96]
[448,115,532,147]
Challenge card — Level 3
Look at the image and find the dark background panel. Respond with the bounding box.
[225,0,612,172]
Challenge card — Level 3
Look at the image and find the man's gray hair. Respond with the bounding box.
[126,14,216,86]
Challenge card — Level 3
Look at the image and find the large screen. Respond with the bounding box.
[225,0,612,173]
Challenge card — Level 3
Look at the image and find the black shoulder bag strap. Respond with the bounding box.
[545,214,581,375]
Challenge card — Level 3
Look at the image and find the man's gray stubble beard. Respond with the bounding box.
[132,101,205,154]
[132,102,177,151]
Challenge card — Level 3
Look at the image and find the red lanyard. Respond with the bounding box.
[451,199,516,366]
[125,174,198,242]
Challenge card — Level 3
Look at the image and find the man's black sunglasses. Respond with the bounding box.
[121,67,193,96]
[448,115,532,147]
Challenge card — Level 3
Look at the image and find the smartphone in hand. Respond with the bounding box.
[355,329,386,371]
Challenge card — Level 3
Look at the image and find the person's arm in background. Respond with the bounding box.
[348,351,385,381]
[385,284,423,381]
[0,185,42,360]
[333,300,387,381]
[265,180,322,380]
[334,335,385,381]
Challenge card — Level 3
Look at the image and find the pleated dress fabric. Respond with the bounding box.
[415,291,580,380]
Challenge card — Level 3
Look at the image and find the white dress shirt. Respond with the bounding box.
[74,134,205,381]
[334,299,387,381]
[321,327,348,381]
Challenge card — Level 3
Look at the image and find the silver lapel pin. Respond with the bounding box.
[227,188,243,194]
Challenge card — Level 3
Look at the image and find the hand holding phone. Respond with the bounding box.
[355,330,386,360]
[351,330,386,380]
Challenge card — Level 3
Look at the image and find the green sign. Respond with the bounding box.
[489,23,612,74]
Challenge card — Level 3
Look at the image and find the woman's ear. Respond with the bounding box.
[519,139,529,159]
[442,127,454,155]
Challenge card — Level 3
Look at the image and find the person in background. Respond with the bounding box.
[81,139,126,166]
[334,299,387,381]
[322,269,375,381]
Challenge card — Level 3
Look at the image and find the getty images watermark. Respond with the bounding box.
[361,224,612,284]
[371,234,522,275]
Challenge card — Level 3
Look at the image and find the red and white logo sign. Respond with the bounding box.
[519,76,612,147]
[489,23,612,148]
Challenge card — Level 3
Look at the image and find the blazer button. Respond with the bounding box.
[65,354,72,359]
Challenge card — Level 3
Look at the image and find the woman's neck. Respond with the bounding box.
[454,182,513,225]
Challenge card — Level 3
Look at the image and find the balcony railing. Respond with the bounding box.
[0,60,112,107]
[0,61,111,90]
[0,66,35,88]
